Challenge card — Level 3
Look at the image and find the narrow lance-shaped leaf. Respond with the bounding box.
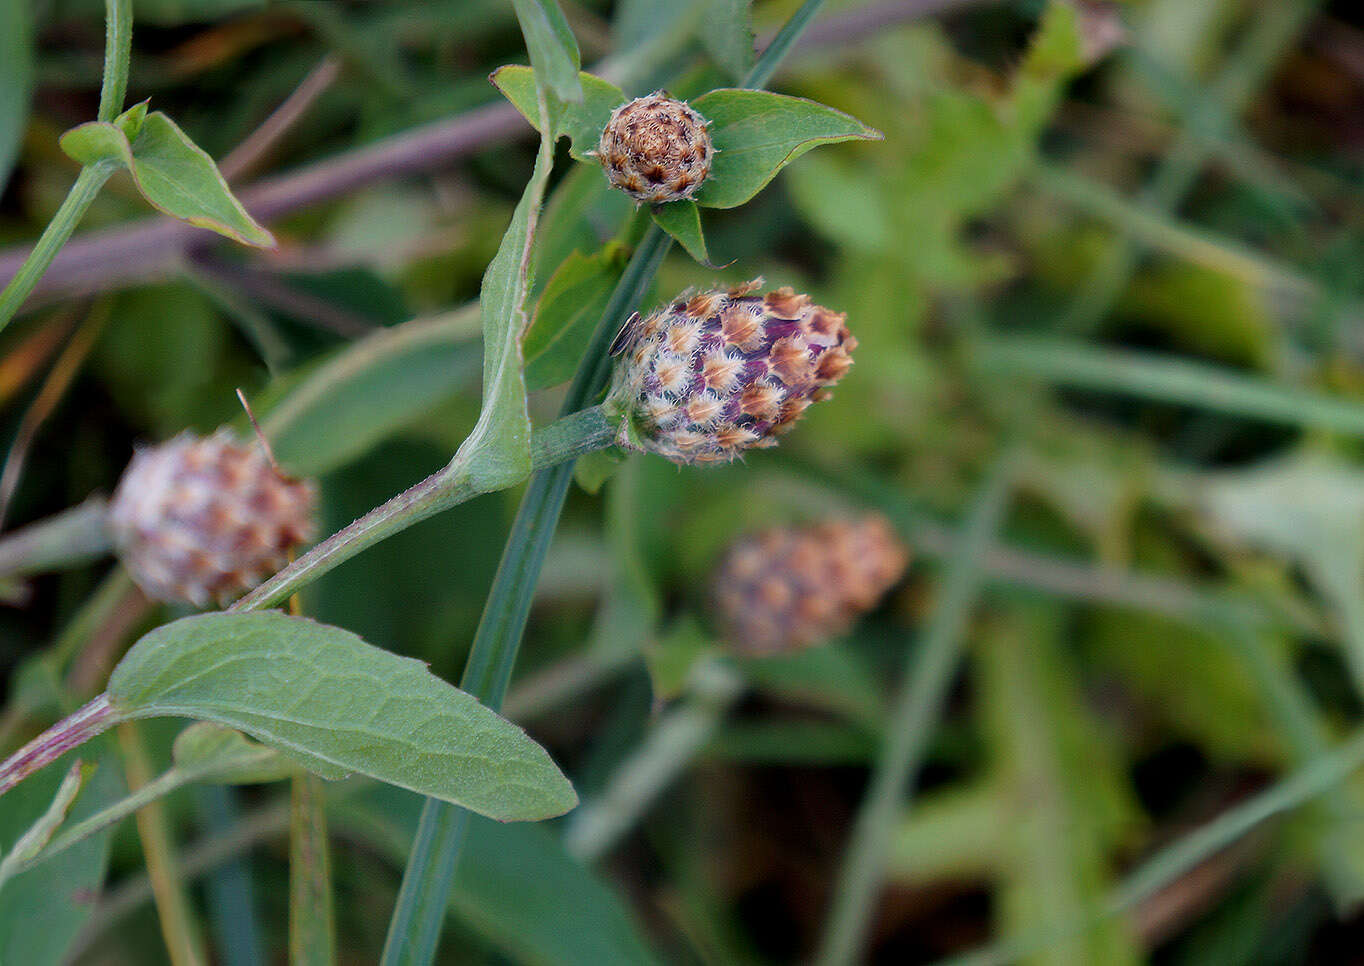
[60,109,275,247]
[0,761,88,891]
[510,0,584,105]
[106,613,578,822]
[454,86,558,491]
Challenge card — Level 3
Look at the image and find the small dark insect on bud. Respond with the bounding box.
[712,515,909,656]
[109,431,316,607]
[607,280,856,465]
[594,92,713,204]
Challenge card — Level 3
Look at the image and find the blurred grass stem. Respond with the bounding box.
[816,448,1018,966]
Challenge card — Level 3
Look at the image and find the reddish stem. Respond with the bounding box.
[0,694,116,797]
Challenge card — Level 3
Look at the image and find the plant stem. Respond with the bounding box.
[378,222,672,966]
[118,721,209,966]
[98,0,133,123]
[290,773,336,966]
[0,495,112,581]
[231,405,616,613]
[815,449,1018,966]
[564,659,744,862]
[0,694,115,796]
[0,163,114,331]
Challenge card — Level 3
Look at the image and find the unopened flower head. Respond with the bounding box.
[607,281,856,465]
[712,514,908,656]
[109,431,316,607]
[594,92,713,204]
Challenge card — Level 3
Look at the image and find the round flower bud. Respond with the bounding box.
[595,92,713,204]
[109,431,316,607]
[712,515,909,656]
[607,281,857,465]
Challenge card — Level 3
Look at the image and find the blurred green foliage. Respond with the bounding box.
[2,0,1364,962]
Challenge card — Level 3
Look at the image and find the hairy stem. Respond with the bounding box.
[231,405,615,613]
[97,0,133,123]
[0,695,115,796]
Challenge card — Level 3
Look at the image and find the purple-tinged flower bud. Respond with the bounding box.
[607,281,857,465]
[594,92,713,204]
[712,515,908,656]
[109,431,316,607]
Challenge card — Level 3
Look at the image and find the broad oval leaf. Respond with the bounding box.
[107,613,578,822]
[688,89,882,209]
[510,0,583,105]
[492,65,625,161]
[525,246,627,390]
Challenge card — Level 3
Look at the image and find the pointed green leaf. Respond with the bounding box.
[124,112,276,247]
[650,199,715,266]
[59,110,275,247]
[107,613,578,822]
[0,761,89,891]
[491,65,625,161]
[689,89,882,209]
[510,0,583,105]
[525,245,628,390]
[114,99,149,141]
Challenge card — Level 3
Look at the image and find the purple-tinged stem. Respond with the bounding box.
[0,694,116,797]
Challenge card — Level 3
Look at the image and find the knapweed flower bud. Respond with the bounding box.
[607,281,856,465]
[712,515,908,656]
[595,92,713,204]
[109,431,316,607]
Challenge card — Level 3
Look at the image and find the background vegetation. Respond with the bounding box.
[2,0,1364,962]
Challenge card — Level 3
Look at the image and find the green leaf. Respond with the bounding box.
[115,99,149,142]
[525,246,628,390]
[650,200,715,266]
[130,0,266,26]
[0,0,33,191]
[0,761,89,891]
[457,101,558,491]
[688,89,882,209]
[125,112,276,247]
[107,613,578,822]
[491,65,625,161]
[171,721,300,785]
[0,748,122,966]
[60,111,275,247]
[700,0,756,82]
[510,0,584,105]
[58,121,131,167]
